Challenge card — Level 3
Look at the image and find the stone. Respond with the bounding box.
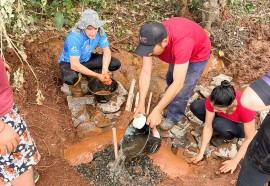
[172,136,190,148]
[185,110,203,125]
[67,95,95,116]
[214,143,238,159]
[97,95,126,113]
[61,83,72,96]
[105,111,121,119]
[76,121,96,134]
[189,92,199,103]
[81,78,90,94]
[95,117,112,128]
[210,74,233,87]
[116,81,128,96]
[176,117,189,129]
[133,166,143,174]
[160,130,175,138]
[197,85,213,98]
[170,125,186,137]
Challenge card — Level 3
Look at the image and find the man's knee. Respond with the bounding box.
[190,100,205,120]
[109,57,121,71]
[190,101,198,114]
[212,119,234,140]
[62,75,78,85]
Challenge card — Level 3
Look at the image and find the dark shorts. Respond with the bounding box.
[0,105,40,182]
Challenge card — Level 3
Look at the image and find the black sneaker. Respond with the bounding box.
[210,136,229,147]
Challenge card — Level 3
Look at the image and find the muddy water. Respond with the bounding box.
[122,135,148,158]
[108,149,132,184]
[95,90,111,95]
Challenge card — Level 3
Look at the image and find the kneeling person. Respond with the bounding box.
[190,80,256,173]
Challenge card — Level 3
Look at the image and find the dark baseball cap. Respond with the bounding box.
[135,21,167,56]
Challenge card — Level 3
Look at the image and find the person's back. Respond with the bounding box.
[159,17,211,64]
[237,71,270,186]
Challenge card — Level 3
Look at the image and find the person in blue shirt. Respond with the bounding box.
[58,9,121,97]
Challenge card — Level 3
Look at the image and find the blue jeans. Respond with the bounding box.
[166,57,209,122]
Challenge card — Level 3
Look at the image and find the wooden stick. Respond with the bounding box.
[146,92,153,115]
[133,92,140,112]
[125,79,136,111]
[112,127,118,160]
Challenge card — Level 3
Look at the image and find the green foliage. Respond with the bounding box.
[245,3,256,13]
[82,0,109,9]
[53,12,65,30]
[188,0,201,10]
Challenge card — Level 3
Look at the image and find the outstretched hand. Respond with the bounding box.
[0,121,20,156]
[190,153,204,164]
[146,108,162,128]
[220,159,238,174]
[133,104,146,118]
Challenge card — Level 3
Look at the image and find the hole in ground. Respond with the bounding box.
[76,145,167,186]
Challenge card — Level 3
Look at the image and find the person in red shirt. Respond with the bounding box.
[133,18,211,130]
[190,80,256,174]
[0,56,40,185]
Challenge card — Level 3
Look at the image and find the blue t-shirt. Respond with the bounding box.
[58,31,109,63]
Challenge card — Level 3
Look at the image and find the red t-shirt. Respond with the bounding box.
[0,57,13,117]
[205,90,256,123]
[158,17,211,64]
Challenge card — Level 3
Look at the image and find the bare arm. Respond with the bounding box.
[134,56,153,116]
[191,110,215,163]
[220,119,256,173]
[241,86,270,111]
[101,46,111,74]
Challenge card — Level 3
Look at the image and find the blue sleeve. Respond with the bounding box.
[66,33,82,57]
[98,32,109,49]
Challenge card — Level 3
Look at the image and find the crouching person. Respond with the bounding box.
[0,56,40,185]
[190,80,256,174]
[58,9,121,97]
[237,72,270,186]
